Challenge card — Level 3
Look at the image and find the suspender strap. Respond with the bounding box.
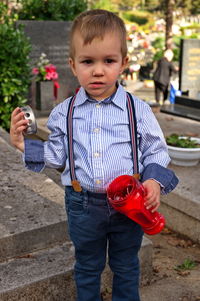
[126,92,140,180]
[66,95,82,192]
[66,92,139,192]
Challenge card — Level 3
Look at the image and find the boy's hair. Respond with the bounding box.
[69,9,127,59]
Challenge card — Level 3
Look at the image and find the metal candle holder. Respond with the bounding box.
[20,105,37,135]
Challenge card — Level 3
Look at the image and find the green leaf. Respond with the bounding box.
[166,134,200,148]
[175,258,197,271]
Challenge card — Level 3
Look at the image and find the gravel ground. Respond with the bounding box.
[102,229,200,301]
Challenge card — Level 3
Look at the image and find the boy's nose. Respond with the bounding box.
[92,64,104,76]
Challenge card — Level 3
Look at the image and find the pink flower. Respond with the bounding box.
[51,72,58,80]
[45,73,52,80]
[32,68,39,75]
[45,64,56,73]
[32,53,59,82]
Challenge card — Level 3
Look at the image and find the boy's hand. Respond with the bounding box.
[142,179,161,213]
[10,107,29,152]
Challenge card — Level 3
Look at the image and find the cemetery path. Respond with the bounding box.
[102,229,200,301]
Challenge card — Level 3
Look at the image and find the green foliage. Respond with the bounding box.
[175,258,197,271]
[190,0,200,14]
[17,0,87,21]
[151,36,164,62]
[152,36,180,62]
[153,49,164,62]
[152,36,165,50]
[166,134,200,148]
[122,11,151,25]
[0,4,31,131]
[89,0,117,11]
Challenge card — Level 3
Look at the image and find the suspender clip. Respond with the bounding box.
[133,173,140,180]
[71,180,82,192]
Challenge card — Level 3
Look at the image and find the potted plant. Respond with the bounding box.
[166,134,200,166]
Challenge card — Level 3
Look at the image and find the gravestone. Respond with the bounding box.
[161,39,200,120]
[179,39,200,99]
[17,20,79,112]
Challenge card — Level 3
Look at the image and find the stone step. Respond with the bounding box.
[0,237,152,301]
[0,242,75,301]
[0,134,68,262]
[160,163,200,244]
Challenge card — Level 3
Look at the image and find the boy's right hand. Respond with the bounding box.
[10,107,29,152]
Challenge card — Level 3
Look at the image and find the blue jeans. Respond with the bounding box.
[65,186,144,301]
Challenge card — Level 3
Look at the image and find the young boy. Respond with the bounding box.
[10,9,178,301]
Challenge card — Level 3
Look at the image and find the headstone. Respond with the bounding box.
[179,39,200,99]
[17,20,79,110]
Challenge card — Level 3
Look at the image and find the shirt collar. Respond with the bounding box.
[73,84,127,111]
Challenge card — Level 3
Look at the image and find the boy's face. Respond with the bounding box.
[69,31,128,100]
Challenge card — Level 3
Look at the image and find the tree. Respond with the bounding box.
[165,0,175,49]
[190,0,200,15]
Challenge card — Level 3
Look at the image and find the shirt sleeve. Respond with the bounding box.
[24,103,68,172]
[43,107,67,169]
[24,138,45,172]
[140,163,179,194]
[138,103,170,168]
[137,102,179,193]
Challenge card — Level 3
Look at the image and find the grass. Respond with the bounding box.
[175,258,197,271]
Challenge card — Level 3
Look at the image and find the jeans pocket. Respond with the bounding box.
[66,189,87,216]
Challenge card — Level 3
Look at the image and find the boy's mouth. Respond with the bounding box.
[89,82,105,88]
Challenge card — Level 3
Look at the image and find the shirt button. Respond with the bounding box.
[96,104,101,108]
[94,128,100,133]
[94,152,100,158]
[96,180,101,185]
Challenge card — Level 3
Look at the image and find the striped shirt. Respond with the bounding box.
[27,84,170,192]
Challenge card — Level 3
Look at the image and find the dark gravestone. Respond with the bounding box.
[179,39,200,99]
[161,39,200,120]
[17,21,79,111]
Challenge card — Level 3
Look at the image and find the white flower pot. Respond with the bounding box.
[167,137,200,166]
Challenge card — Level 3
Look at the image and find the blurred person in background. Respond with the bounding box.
[153,49,178,104]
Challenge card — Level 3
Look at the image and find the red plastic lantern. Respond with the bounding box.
[107,175,165,235]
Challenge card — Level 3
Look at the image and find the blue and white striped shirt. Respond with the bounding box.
[24,84,176,193]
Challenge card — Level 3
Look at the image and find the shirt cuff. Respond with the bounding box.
[24,138,45,172]
[140,163,179,194]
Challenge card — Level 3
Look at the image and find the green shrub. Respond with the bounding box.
[17,0,87,21]
[122,11,151,25]
[0,4,31,131]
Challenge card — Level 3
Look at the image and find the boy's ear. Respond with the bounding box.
[68,58,77,76]
[120,56,129,74]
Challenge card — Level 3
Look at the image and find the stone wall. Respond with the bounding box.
[18,20,79,107]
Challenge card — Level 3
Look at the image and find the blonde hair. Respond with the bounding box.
[69,9,127,59]
[164,49,174,61]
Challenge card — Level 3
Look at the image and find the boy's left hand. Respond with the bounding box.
[142,179,161,213]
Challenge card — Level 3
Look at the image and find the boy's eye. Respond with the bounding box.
[105,59,115,64]
[82,59,92,64]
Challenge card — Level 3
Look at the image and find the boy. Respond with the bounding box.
[10,9,178,301]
